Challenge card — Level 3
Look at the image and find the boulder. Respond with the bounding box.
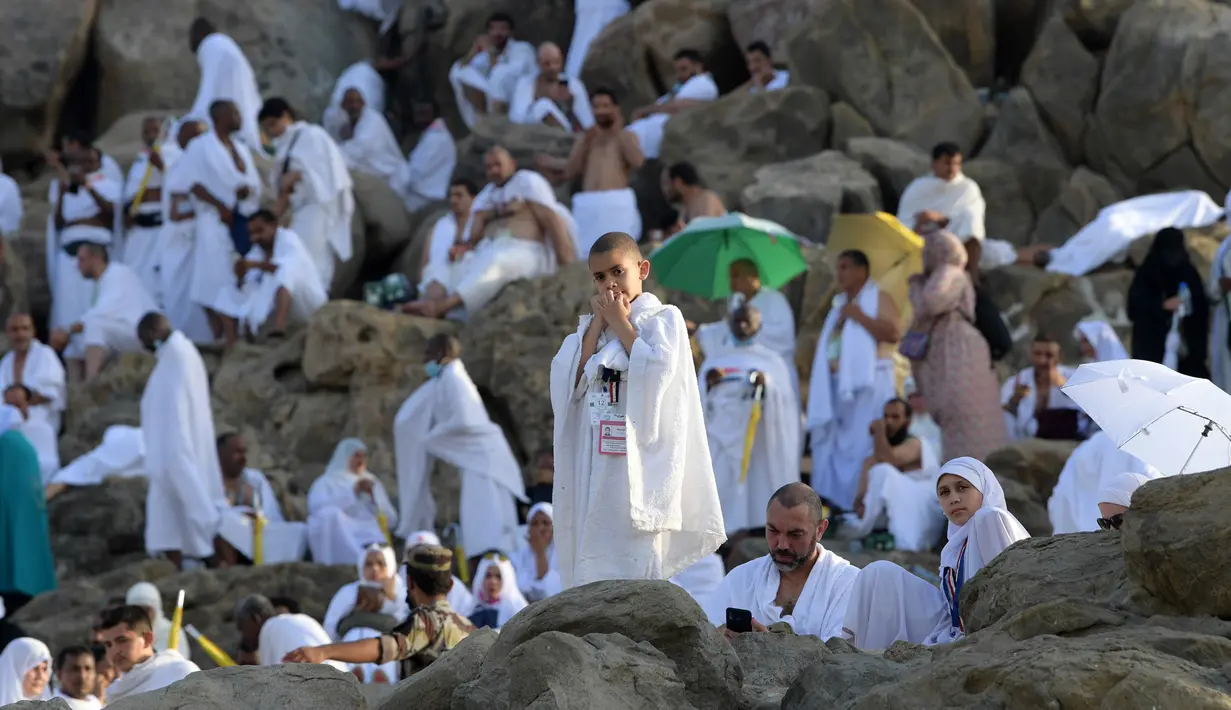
[1029,167,1122,246]
[1122,470,1231,618]
[961,532,1133,634]
[829,102,875,151]
[1059,0,1145,51]
[105,663,364,710]
[977,87,1071,214]
[739,151,882,242]
[1084,0,1231,195]
[786,0,984,154]
[351,171,415,261]
[1020,12,1100,163]
[634,0,748,93]
[983,439,1078,535]
[729,632,830,709]
[0,0,98,155]
[0,237,30,326]
[962,158,1036,246]
[907,0,996,88]
[453,632,695,709]
[579,15,660,116]
[47,478,148,578]
[484,580,743,710]
[302,301,457,389]
[660,86,832,207]
[780,638,911,708]
[93,0,378,132]
[452,117,578,186]
[991,0,1054,82]
[377,628,497,710]
[845,138,929,214]
[727,0,819,60]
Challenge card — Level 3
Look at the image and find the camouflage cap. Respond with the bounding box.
[407,544,453,572]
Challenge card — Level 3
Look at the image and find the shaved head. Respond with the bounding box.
[729,304,762,341]
[538,42,564,76]
[769,482,826,524]
[538,42,562,62]
[425,333,462,361]
[484,146,516,185]
[589,232,640,262]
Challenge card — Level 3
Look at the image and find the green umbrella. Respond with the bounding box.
[648,212,809,299]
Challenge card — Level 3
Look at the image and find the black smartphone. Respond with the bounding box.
[725,607,752,633]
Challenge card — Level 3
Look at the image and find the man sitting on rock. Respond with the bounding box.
[1000,334,1085,441]
[535,88,645,254]
[625,49,719,160]
[448,12,537,128]
[235,594,346,671]
[508,42,595,131]
[214,433,308,566]
[403,146,576,319]
[418,178,478,300]
[663,161,726,236]
[284,545,477,677]
[741,41,790,93]
[2,385,60,482]
[706,483,858,640]
[398,98,457,214]
[98,605,199,703]
[0,313,66,433]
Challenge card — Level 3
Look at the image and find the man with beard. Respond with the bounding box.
[704,483,858,640]
[535,88,644,253]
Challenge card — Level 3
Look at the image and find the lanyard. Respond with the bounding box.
[942,539,968,634]
[600,367,621,405]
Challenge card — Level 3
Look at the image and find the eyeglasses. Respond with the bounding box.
[1096,514,1124,531]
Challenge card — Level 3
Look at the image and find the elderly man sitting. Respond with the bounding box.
[508,42,594,131]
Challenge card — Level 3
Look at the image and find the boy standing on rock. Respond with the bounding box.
[549,231,726,588]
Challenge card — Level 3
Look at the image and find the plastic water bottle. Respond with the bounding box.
[1179,282,1192,318]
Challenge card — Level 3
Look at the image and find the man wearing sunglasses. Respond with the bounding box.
[1096,471,1157,530]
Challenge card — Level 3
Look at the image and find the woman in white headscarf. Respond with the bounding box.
[125,582,191,661]
[399,531,475,615]
[468,553,528,630]
[1096,471,1155,531]
[842,457,1030,649]
[1075,320,1129,363]
[510,503,563,602]
[0,637,51,704]
[307,439,399,565]
[322,543,408,683]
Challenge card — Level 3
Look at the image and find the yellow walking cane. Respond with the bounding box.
[371,492,393,547]
[739,373,765,484]
[167,590,185,652]
[185,625,237,667]
[444,522,469,584]
[252,488,265,566]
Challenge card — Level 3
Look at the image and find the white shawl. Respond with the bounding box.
[81,262,158,329]
[190,33,263,149]
[341,107,407,185]
[806,283,880,432]
[0,171,20,237]
[471,555,529,627]
[183,130,262,215]
[1076,321,1129,362]
[106,650,199,702]
[897,173,986,240]
[270,122,356,261]
[510,502,564,601]
[0,637,51,705]
[463,169,579,261]
[0,340,67,428]
[306,438,399,528]
[508,73,596,129]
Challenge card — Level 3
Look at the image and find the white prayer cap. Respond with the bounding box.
[125,582,164,614]
[402,530,442,559]
[527,502,554,522]
[1097,472,1152,508]
[358,543,397,581]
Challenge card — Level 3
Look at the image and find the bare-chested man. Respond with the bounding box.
[663,161,725,236]
[509,43,594,132]
[403,147,577,319]
[535,88,644,253]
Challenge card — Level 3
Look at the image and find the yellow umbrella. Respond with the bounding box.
[827,213,925,319]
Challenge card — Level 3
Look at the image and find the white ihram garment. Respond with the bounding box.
[897,173,986,242]
[50,425,147,487]
[508,73,595,130]
[141,332,227,559]
[47,175,121,337]
[214,228,328,335]
[190,33,263,150]
[448,40,537,128]
[394,360,526,556]
[258,614,347,671]
[509,503,564,602]
[419,213,459,294]
[0,341,66,432]
[121,150,167,298]
[700,343,800,534]
[999,365,1083,441]
[550,292,727,587]
[159,139,214,343]
[625,73,719,159]
[669,552,725,610]
[64,262,158,360]
[696,288,799,398]
[565,0,630,78]
[840,437,945,552]
[104,650,199,703]
[340,107,407,189]
[399,120,456,213]
[0,168,21,237]
[215,468,308,563]
[307,439,399,566]
[571,187,643,254]
[704,545,859,640]
[324,61,387,139]
[1047,430,1162,534]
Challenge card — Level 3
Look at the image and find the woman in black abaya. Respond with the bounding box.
[1128,227,1210,378]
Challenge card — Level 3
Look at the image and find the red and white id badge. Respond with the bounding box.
[598,419,627,456]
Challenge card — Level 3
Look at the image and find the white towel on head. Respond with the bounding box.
[1097,471,1153,508]
[806,283,880,432]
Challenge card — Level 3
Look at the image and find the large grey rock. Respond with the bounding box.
[740,151,882,243]
[484,580,742,710]
[1020,12,1101,163]
[729,633,830,710]
[963,158,1036,246]
[787,0,984,154]
[829,102,876,151]
[105,663,363,709]
[452,117,578,187]
[727,0,818,60]
[780,638,910,708]
[633,0,749,94]
[845,138,929,214]
[1029,167,1122,246]
[907,0,996,88]
[377,628,497,710]
[978,87,1071,214]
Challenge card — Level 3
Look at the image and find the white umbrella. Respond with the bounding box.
[1061,359,1231,475]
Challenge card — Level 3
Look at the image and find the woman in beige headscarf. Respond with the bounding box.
[907,231,1006,460]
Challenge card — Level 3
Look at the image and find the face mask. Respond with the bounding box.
[146,338,164,353]
[424,360,442,378]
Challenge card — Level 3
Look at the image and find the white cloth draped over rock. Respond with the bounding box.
[1209,214,1231,392]
[215,228,328,336]
[0,638,50,706]
[625,73,719,159]
[550,292,727,587]
[141,332,227,560]
[704,545,859,640]
[842,457,1030,649]
[158,135,214,343]
[470,555,528,628]
[400,120,457,213]
[46,174,121,335]
[394,360,526,556]
[839,438,945,552]
[190,33,263,149]
[0,168,21,237]
[0,341,66,432]
[1047,430,1162,534]
[105,650,199,703]
[270,122,356,288]
[50,424,147,487]
[324,61,387,139]
[897,173,986,242]
[1076,320,1129,363]
[565,0,629,78]
[508,73,595,130]
[125,582,192,661]
[183,131,263,315]
[999,366,1082,441]
[120,150,166,299]
[398,530,476,616]
[700,343,800,534]
[448,40,538,128]
[258,614,347,672]
[65,262,158,360]
[571,187,644,254]
[668,552,725,611]
[216,468,308,563]
[307,439,399,566]
[807,284,895,510]
[510,502,563,602]
[1046,190,1224,277]
[696,288,799,398]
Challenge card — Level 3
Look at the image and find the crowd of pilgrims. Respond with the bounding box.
[0,3,1223,706]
